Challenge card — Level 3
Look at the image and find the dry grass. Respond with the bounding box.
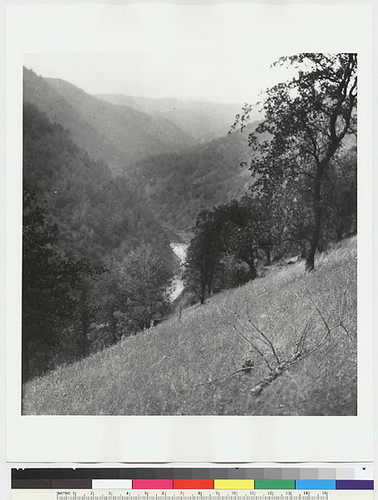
[23,236,357,415]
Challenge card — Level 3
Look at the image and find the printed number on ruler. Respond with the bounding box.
[56,492,329,500]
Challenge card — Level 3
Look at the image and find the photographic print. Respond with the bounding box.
[21,52,358,416]
[6,2,373,464]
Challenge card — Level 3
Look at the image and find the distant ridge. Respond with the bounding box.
[23,67,258,233]
[129,121,258,233]
[96,93,244,142]
[23,68,195,174]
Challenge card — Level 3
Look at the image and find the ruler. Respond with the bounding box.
[11,468,374,500]
[56,494,328,500]
[11,490,374,500]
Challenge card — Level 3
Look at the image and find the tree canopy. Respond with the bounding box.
[241,53,357,270]
[22,103,175,381]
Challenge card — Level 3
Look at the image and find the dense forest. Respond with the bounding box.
[23,103,174,381]
[22,53,357,387]
[129,124,256,233]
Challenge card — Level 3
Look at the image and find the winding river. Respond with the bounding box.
[169,242,188,301]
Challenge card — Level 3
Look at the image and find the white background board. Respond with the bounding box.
[1,0,377,498]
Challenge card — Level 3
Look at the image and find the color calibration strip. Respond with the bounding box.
[102,479,372,490]
[12,468,373,491]
[12,467,373,480]
[12,479,374,490]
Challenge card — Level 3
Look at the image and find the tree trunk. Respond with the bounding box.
[317,238,325,254]
[305,248,315,271]
[305,162,326,272]
[248,246,257,279]
[200,266,207,304]
[300,243,307,259]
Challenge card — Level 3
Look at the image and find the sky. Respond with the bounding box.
[23,53,297,105]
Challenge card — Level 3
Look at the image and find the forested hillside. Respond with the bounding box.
[22,53,359,418]
[24,68,257,235]
[23,103,174,382]
[129,124,257,233]
[24,68,194,173]
[23,102,171,262]
[23,236,357,416]
[96,93,243,142]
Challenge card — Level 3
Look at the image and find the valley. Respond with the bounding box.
[22,237,357,416]
[96,93,243,142]
[21,55,358,417]
[24,67,253,235]
[22,66,254,383]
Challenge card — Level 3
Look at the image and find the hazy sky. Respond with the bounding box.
[24,53,297,105]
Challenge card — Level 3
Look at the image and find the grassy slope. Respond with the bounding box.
[23,237,357,416]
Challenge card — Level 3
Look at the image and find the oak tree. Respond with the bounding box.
[245,53,357,270]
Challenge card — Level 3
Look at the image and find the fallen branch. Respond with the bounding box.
[250,359,295,396]
[209,288,351,397]
[192,365,256,387]
[150,354,167,369]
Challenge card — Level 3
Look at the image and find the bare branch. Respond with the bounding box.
[232,324,273,372]
[223,304,274,371]
[339,322,350,337]
[305,288,331,333]
[215,287,351,398]
[223,304,270,347]
[245,299,281,363]
[295,316,312,355]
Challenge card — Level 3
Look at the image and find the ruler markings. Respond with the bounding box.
[10,489,374,500]
[54,493,331,500]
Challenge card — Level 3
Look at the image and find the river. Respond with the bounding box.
[169,242,188,302]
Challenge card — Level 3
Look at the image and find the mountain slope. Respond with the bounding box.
[23,68,195,173]
[23,102,172,264]
[96,93,243,142]
[22,236,357,416]
[129,123,258,233]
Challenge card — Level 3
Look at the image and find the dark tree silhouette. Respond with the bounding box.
[184,211,223,304]
[22,187,89,381]
[115,245,173,331]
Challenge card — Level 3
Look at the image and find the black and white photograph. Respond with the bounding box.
[21,51,358,416]
[5,2,373,464]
